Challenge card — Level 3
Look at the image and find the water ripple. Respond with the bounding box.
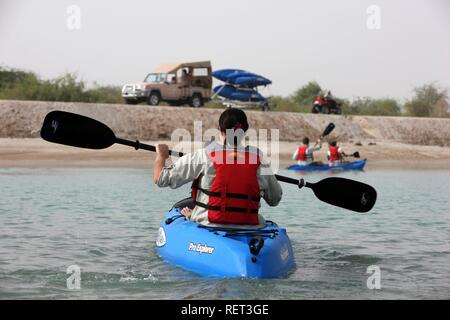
[0,168,449,299]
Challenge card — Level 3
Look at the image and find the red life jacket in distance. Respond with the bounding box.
[193,149,261,225]
[297,145,308,161]
[329,146,341,161]
[315,96,322,104]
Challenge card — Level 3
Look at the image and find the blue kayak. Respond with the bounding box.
[156,198,295,278]
[212,69,272,88]
[213,85,266,102]
[287,159,367,171]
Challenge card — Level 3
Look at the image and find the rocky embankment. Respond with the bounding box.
[1,100,449,146]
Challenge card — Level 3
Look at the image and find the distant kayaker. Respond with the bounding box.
[292,137,322,165]
[327,141,344,166]
[153,108,283,229]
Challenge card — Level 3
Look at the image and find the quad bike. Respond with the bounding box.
[312,95,342,114]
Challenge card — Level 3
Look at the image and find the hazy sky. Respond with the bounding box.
[1,0,449,100]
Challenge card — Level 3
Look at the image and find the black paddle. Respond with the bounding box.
[274,175,376,213]
[321,122,335,139]
[343,151,360,158]
[40,111,181,156]
[40,111,377,213]
[313,122,335,148]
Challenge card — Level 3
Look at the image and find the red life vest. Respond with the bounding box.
[315,96,324,104]
[192,149,261,225]
[297,145,310,161]
[328,146,341,161]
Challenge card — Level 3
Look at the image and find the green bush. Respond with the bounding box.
[346,97,401,116]
[0,67,37,89]
[1,66,449,118]
[404,83,449,117]
[85,83,124,104]
[291,81,322,106]
[271,96,306,113]
[0,66,122,103]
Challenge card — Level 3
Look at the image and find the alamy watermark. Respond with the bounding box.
[169,121,280,174]
[366,265,381,289]
[366,5,381,30]
[66,5,81,30]
[66,264,81,290]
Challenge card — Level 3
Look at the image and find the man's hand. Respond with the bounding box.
[154,144,169,184]
[315,138,322,148]
[156,144,170,160]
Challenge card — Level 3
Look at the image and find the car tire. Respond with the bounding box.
[189,94,203,108]
[147,92,161,106]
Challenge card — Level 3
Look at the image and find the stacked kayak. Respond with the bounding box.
[213,69,272,87]
[287,159,367,171]
[156,198,295,278]
[213,84,266,102]
[212,69,271,104]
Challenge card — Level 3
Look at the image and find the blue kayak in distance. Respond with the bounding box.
[156,198,295,278]
[287,159,367,171]
[213,85,266,102]
[212,69,272,88]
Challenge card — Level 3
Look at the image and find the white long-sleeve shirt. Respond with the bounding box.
[292,144,321,165]
[327,147,343,166]
[157,141,282,228]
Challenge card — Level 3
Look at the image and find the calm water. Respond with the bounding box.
[0,168,449,299]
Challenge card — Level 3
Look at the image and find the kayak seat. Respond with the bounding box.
[171,198,277,237]
[172,197,195,210]
[198,225,279,239]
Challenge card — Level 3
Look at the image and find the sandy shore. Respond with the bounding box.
[1,100,450,170]
[1,138,449,170]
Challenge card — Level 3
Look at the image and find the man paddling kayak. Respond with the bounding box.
[153,108,283,229]
[327,141,345,166]
[292,137,322,165]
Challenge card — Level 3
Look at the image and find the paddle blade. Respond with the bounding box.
[309,177,377,213]
[321,122,335,137]
[40,111,116,149]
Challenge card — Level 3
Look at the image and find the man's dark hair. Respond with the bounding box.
[329,141,337,147]
[219,108,249,132]
[303,137,309,145]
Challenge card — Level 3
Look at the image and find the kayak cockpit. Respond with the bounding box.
[156,198,295,278]
[167,198,281,257]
